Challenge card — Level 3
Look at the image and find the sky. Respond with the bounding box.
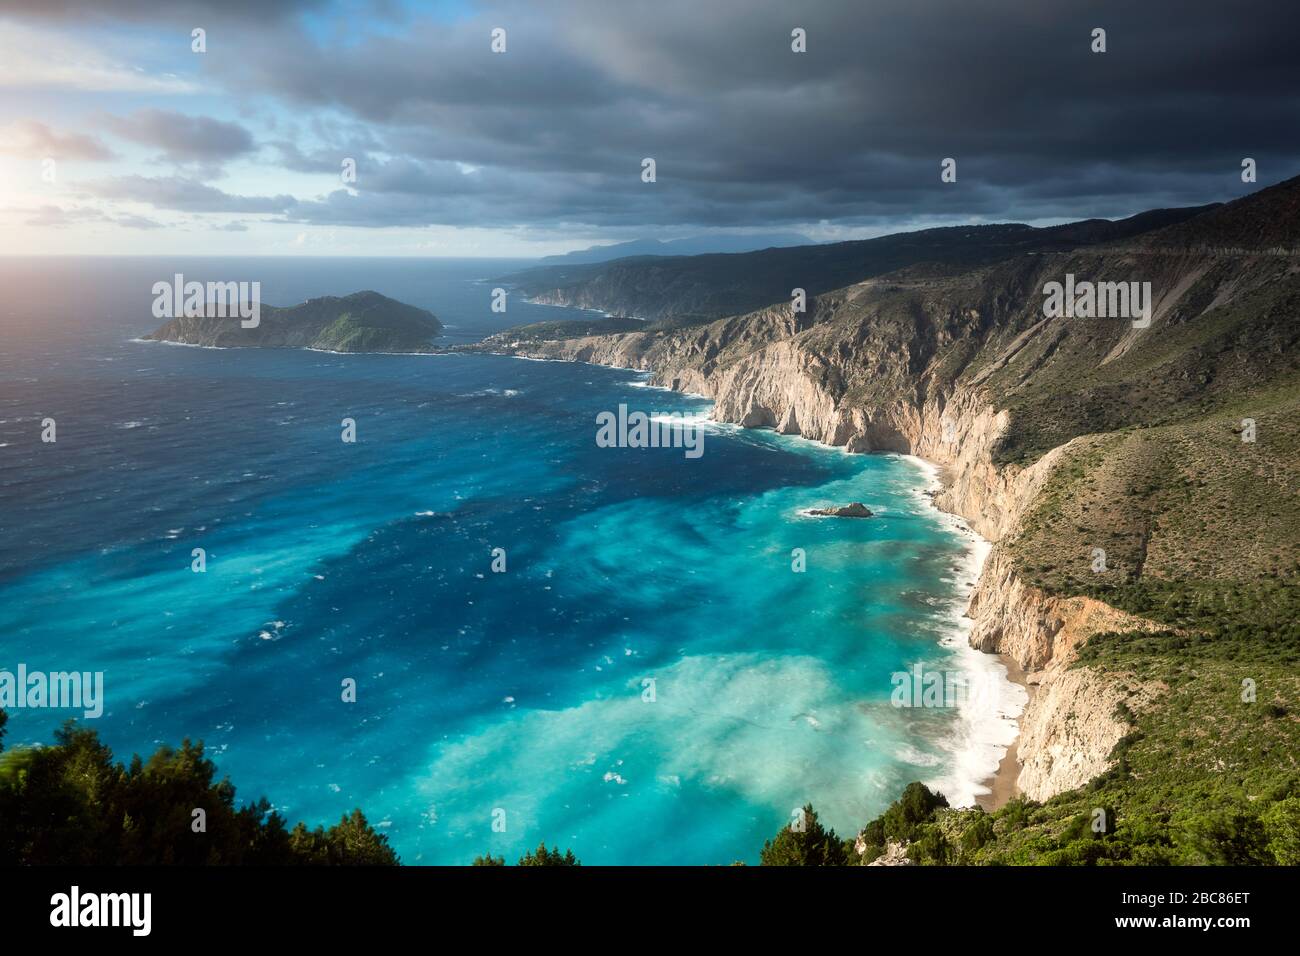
[1,0,1297,258]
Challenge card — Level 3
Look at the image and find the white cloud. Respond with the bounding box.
[0,23,196,93]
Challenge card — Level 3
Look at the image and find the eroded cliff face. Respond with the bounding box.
[967,546,1162,800]
[493,322,1154,804]
[1014,666,1160,802]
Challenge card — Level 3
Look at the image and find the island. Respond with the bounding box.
[144,290,442,352]
[808,503,873,518]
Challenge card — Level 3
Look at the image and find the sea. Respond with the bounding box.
[0,256,1024,865]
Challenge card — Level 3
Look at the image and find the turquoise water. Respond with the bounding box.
[0,258,1013,864]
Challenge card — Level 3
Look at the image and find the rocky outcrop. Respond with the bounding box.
[1015,667,1160,802]
[864,841,914,866]
[967,548,1062,671]
[807,503,873,518]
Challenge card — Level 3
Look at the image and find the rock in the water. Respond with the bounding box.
[808,502,873,518]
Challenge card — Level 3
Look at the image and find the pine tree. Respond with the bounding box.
[0,718,398,865]
[518,842,580,866]
[759,804,848,866]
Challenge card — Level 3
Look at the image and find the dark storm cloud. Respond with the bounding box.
[253,0,1300,229]
[272,140,353,174]
[102,110,256,165]
[17,0,1300,232]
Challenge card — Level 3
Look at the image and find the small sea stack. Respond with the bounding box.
[808,502,873,518]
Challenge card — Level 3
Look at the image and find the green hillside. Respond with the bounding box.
[146,290,442,351]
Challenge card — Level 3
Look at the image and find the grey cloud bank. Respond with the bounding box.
[8,0,1300,238]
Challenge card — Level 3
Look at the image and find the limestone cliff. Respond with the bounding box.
[966,546,1163,800]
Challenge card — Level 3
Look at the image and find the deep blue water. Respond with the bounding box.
[0,257,1017,864]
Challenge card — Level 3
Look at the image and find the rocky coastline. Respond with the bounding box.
[477,328,1154,807]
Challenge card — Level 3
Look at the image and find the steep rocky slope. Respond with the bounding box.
[477,176,1300,807]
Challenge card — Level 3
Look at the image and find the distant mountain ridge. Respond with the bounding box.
[145,290,442,351]
[539,233,815,265]
[503,205,1219,327]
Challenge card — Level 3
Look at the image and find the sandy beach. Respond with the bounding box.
[975,653,1034,811]
[901,453,1029,811]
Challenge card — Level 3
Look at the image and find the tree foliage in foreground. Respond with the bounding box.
[472,843,581,866]
[759,803,848,866]
[0,715,398,866]
[518,843,580,866]
[764,777,1300,867]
